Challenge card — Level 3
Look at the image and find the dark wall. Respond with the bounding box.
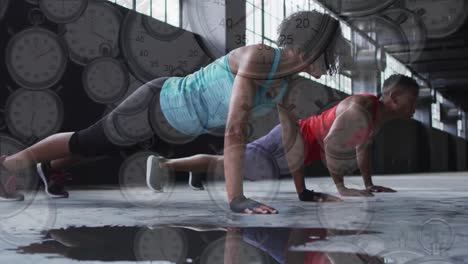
[371,120,468,175]
[373,119,424,174]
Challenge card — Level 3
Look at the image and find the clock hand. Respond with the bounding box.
[92,31,111,42]
[30,39,40,58]
[34,48,53,60]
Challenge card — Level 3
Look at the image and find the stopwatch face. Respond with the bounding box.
[200,236,269,264]
[330,0,398,17]
[142,15,185,41]
[101,109,138,147]
[418,218,454,254]
[39,0,88,24]
[382,8,427,63]
[63,1,121,65]
[119,151,175,208]
[188,0,339,77]
[82,57,129,104]
[405,0,467,38]
[114,107,154,142]
[350,15,410,62]
[6,27,68,90]
[133,227,188,262]
[187,0,237,60]
[5,89,64,142]
[120,12,209,83]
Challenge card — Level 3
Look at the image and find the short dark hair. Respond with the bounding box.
[277,11,347,75]
[382,74,420,97]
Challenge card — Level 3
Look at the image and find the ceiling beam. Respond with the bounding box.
[390,47,468,63]
[410,61,468,73]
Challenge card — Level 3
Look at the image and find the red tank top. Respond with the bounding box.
[298,94,379,165]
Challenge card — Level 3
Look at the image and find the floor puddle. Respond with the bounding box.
[17,225,383,263]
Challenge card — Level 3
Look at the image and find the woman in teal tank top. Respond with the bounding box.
[152,10,348,213]
[0,11,350,212]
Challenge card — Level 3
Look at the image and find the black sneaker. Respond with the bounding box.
[188,171,204,190]
[0,155,24,201]
[36,162,69,198]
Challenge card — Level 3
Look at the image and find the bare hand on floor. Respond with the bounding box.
[366,185,397,193]
[338,188,374,197]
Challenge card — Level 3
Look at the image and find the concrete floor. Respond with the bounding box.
[1,173,468,263]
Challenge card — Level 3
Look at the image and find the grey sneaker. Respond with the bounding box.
[188,171,204,190]
[146,155,168,192]
[0,155,24,202]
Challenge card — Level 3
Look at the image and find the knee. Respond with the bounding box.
[44,132,75,146]
[216,156,224,166]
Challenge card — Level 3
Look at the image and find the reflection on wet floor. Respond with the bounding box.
[17,225,384,264]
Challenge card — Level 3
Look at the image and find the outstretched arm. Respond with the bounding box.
[326,161,372,197]
[225,49,278,214]
[323,103,374,197]
[356,142,396,193]
[356,142,374,188]
[292,165,306,194]
[276,104,341,202]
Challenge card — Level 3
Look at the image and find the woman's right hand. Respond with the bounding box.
[229,195,278,214]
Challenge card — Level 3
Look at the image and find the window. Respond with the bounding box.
[431,92,445,131]
[246,0,352,94]
[381,54,412,87]
[108,0,181,27]
[457,118,464,138]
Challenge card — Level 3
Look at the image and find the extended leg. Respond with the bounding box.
[162,154,223,172]
[49,154,108,172]
[2,132,74,173]
[146,154,223,192]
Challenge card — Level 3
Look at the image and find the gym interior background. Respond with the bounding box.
[1,0,468,263]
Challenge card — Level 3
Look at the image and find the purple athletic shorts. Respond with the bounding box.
[243,124,290,181]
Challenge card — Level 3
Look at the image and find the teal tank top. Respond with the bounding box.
[160,47,289,136]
